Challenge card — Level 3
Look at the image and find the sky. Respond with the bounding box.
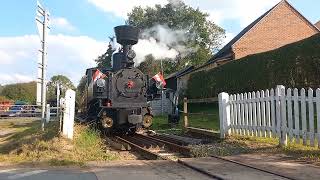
[0,0,319,85]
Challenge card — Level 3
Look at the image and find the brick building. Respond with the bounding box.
[177,0,319,94]
[316,21,320,30]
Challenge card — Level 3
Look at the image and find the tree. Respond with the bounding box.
[76,76,87,106]
[0,82,36,103]
[95,38,115,68]
[127,0,225,70]
[138,54,161,77]
[0,96,11,102]
[47,75,75,102]
[0,84,3,94]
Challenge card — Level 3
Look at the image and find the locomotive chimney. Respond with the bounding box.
[113,25,139,71]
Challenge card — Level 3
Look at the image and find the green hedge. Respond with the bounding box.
[187,34,320,99]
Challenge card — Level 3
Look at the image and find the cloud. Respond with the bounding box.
[0,50,13,64]
[0,73,34,85]
[0,34,106,85]
[51,17,76,31]
[185,0,279,27]
[87,0,167,18]
[88,0,279,28]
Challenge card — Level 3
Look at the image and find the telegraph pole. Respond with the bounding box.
[36,1,50,131]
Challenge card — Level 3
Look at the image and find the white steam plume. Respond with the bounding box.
[133,24,198,64]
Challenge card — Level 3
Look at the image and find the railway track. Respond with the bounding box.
[108,133,294,180]
[74,116,295,180]
[112,133,191,160]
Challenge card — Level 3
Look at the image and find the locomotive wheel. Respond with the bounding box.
[101,116,113,128]
[143,115,153,128]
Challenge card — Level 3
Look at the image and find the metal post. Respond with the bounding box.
[40,10,48,131]
[36,2,49,131]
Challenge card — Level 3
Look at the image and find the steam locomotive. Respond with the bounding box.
[81,25,160,134]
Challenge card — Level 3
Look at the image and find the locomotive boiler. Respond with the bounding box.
[82,25,160,134]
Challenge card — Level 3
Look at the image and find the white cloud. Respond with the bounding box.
[0,34,106,85]
[0,73,34,85]
[189,0,280,28]
[88,0,167,18]
[88,0,279,28]
[0,50,13,64]
[51,17,76,31]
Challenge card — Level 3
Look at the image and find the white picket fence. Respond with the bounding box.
[219,85,320,148]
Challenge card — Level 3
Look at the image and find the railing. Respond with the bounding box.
[219,85,320,148]
[0,105,42,118]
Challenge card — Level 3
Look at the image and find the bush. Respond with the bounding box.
[187,34,320,98]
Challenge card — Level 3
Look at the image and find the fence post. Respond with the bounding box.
[276,85,287,146]
[62,89,76,140]
[183,98,188,128]
[219,92,230,138]
[46,104,50,123]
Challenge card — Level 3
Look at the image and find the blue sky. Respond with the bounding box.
[0,0,319,85]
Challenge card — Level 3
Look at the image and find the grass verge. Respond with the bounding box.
[151,102,219,133]
[0,118,119,166]
[151,116,184,135]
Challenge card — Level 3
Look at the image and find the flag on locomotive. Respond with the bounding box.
[93,69,106,82]
[152,72,166,88]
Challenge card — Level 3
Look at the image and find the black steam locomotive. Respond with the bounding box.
[81,25,160,134]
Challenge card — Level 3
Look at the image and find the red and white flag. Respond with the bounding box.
[152,72,166,87]
[93,69,106,82]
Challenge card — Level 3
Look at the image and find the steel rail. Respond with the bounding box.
[114,136,163,160]
[135,134,191,157]
[114,135,219,179]
[210,155,295,180]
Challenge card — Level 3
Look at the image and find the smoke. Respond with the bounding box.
[133,24,198,64]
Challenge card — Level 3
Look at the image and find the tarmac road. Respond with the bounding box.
[0,160,213,180]
[1,156,319,180]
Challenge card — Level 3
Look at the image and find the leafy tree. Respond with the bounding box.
[77,76,87,96]
[138,54,179,77]
[76,76,87,106]
[0,84,3,94]
[138,54,161,77]
[47,75,75,101]
[0,82,36,103]
[95,39,115,68]
[0,96,11,102]
[127,0,225,71]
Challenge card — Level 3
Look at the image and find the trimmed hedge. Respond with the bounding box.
[187,34,320,99]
